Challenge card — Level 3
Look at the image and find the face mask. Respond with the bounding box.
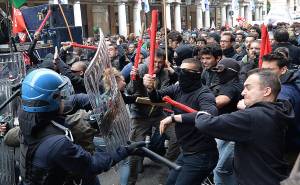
[211,63,239,84]
[177,68,202,92]
[217,70,237,84]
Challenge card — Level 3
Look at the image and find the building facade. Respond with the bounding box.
[1,0,296,37]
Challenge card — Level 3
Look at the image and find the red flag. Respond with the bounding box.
[12,7,27,42]
[12,7,26,33]
[259,24,272,68]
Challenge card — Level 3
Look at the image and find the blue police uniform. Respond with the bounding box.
[18,69,134,185]
[23,133,128,185]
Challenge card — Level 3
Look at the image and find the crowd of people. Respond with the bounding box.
[2,21,300,185]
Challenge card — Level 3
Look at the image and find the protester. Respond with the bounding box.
[272,29,300,66]
[244,33,256,51]
[160,69,294,185]
[200,44,223,87]
[126,48,171,184]
[55,54,87,94]
[239,40,261,82]
[220,32,242,61]
[210,58,243,185]
[261,52,300,165]
[108,43,128,71]
[144,58,218,185]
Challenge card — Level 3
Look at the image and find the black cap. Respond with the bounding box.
[217,58,240,72]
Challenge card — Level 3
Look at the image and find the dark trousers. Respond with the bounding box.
[166,151,218,185]
[128,116,162,185]
[128,116,180,185]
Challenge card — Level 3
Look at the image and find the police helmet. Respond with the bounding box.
[21,68,68,113]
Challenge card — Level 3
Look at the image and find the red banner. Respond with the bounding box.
[12,7,26,34]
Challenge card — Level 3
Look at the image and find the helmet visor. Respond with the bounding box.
[59,76,75,99]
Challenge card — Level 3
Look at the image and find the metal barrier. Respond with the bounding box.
[0,52,24,185]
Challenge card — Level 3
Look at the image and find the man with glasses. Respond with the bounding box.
[55,47,88,94]
[210,58,243,185]
[70,61,87,77]
[143,58,218,185]
[220,32,242,61]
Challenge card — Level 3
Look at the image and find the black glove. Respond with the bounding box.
[149,132,169,156]
[125,141,146,157]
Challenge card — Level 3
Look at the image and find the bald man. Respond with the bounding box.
[71,61,87,77]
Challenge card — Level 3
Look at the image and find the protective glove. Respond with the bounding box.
[125,141,146,157]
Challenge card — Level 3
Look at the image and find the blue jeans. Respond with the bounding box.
[166,151,218,185]
[214,140,237,185]
[93,137,130,185]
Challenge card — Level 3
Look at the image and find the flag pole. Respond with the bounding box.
[25,28,41,59]
[57,2,74,42]
[163,0,168,64]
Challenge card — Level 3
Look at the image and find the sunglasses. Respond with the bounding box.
[71,70,81,73]
[211,64,238,73]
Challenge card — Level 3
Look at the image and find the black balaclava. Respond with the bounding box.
[216,58,240,84]
[177,68,202,92]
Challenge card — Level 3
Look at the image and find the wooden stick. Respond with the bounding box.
[25,28,41,59]
[136,97,170,107]
[58,3,74,42]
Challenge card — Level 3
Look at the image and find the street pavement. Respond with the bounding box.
[99,158,169,185]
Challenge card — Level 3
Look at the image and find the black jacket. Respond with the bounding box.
[201,69,219,87]
[279,70,300,151]
[272,42,300,65]
[222,47,243,61]
[149,84,218,153]
[56,59,86,94]
[210,78,243,114]
[182,100,294,185]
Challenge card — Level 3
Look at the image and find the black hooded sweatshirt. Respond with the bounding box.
[149,84,218,153]
[182,100,294,185]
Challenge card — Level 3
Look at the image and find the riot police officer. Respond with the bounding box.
[18,68,143,185]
